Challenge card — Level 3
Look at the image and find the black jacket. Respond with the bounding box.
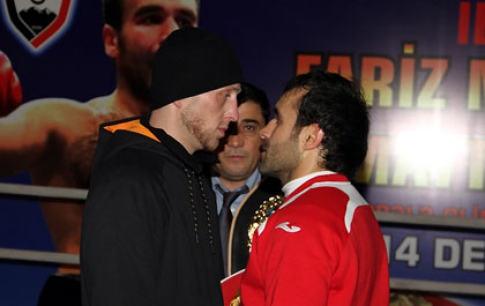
[228,176,283,275]
[81,115,224,306]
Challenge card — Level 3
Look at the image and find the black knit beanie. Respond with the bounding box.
[150,27,244,110]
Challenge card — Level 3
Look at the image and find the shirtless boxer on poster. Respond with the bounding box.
[0,0,198,302]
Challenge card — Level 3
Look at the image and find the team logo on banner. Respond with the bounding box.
[4,0,73,51]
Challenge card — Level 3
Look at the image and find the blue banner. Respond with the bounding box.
[1,0,484,305]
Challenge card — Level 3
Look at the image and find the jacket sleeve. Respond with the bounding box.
[81,151,167,306]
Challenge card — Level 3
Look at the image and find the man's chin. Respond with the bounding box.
[203,140,221,152]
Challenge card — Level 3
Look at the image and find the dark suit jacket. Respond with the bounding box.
[228,176,283,275]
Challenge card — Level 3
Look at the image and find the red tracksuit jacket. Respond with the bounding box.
[240,171,389,306]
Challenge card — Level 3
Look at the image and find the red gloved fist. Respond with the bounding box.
[0,50,23,116]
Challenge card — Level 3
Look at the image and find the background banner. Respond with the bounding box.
[1,0,484,305]
[202,1,485,305]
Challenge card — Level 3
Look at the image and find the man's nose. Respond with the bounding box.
[260,119,275,139]
[159,17,180,42]
[227,98,239,122]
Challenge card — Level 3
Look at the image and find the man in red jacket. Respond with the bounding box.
[240,71,390,306]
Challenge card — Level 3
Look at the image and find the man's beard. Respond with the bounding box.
[117,40,153,106]
[260,136,300,180]
[181,105,220,152]
[124,67,152,105]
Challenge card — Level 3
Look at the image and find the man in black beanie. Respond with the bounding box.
[80,27,244,306]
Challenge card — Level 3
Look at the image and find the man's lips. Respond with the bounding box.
[226,153,245,159]
[218,127,227,137]
[224,150,246,159]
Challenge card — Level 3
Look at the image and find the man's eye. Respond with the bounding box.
[141,15,163,25]
[176,17,195,28]
[240,124,259,134]
[224,91,237,99]
[175,12,196,28]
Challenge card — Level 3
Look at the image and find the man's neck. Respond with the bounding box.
[282,170,336,197]
[113,87,151,117]
[218,178,246,191]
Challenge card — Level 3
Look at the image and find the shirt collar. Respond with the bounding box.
[212,168,262,214]
[282,170,336,197]
[212,168,261,192]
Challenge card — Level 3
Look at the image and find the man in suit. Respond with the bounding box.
[211,82,283,277]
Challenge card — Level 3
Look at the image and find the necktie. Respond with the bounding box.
[216,184,249,276]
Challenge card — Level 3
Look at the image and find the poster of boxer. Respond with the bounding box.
[0,0,199,304]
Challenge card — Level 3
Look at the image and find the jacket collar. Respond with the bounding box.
[140,114,208,174]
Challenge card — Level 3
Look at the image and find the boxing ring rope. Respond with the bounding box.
[0,182,87,200]
[0,182,83,266]
[374,211,485,231]
[1,182,485,297]
[0,247,79,265]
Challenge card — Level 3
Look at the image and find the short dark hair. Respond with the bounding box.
[102,0,199,32]
[237,82,270,123]
[284,71,369,180]
[102,0,123,31]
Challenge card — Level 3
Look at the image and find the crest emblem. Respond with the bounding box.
[4,0,73,52]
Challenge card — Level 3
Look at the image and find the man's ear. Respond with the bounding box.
[103,25,119,59]
[303,124,324,150]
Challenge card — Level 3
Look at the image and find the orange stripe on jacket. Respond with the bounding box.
[103,119,160,143]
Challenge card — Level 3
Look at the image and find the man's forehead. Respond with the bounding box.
[277,88,306,111]
[238,101,265,123]
[126,0,198,12]
[158,0,198,9]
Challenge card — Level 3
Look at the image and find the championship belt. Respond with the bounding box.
[225,194,285,306]
[247,194,285,250]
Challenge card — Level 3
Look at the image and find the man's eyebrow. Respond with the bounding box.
[240,119,262,125]
[133,5,163,18]
[175,8,197,18]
